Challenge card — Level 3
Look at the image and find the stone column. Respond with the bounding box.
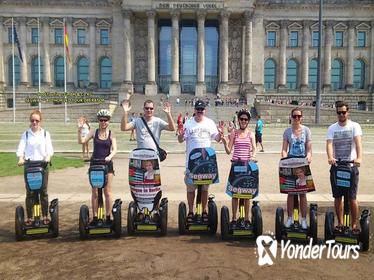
[241,11,256,105]
[88,18,97,89]
[169,10,181,96]
[244,11,253,84]
[119,10,133,100]
[66,17,74,88]
[323,21,333,91]
[301,20,310,92]
[112,0,125,92]
[0,17,5,90]
[370,20,374,93]
[145,10,157,96]
[19,17,28,86]
[41,17,51,87]
[346,21,355,91]
[278,20,287,92]
[195,10,206,97]
[218,10,230,96]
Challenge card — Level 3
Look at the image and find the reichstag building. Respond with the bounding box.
[0,0,373,110]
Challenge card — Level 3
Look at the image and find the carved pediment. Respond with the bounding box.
[333,22,348,30]
[265,22,280,30]
[3,18,18,27]
[26,18,39,26]
[356,22,371,30]
[50,19,63,27]
[73,19,89,27]
[288,22,302,30]
[96,19,111,28]
[310,22,320,30]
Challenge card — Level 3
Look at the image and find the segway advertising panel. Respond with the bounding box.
[279,157,315,194]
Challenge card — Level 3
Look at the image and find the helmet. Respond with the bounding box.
[96,109,112,119]
[237,108,251,119]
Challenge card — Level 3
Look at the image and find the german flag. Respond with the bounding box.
[64,23,71,64]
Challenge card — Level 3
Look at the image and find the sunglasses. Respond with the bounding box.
[144,107,154,111]
[196,109,204,113]
[30,119,40,123]
[99,119,109,122]
[239,118,249,121]
[337,111,347,115]
[292,115,302,119]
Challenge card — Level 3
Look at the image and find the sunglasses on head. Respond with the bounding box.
[292,115,302,119]
[99,118,109,122]
[337,111,347,115]
[144,107,154,111]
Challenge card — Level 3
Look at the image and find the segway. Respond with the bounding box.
[127,148,168,236]
[178,147,218,235]
[221,160,262,240]
[15,160,58,241]
[276,157,318,244]
[79,159,122,239]
[324,160,370,251]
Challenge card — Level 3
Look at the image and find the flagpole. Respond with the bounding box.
[63,18,67,124]
[38,17,41,111]
[12,18,15,123]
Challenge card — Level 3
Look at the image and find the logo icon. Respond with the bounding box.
[256,235,278,266]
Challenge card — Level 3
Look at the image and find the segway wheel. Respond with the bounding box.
[160,204,168,236]
[360,212,370,251]
[275,207,284,241]
[324,211,334,241]
[178,202,187,235]
[220,206,230,241]
[113,204,122,238]
[79,205,89,240]
[208,200,218,235]
[309,206,318,245]
[50,201,59,238]
[15,206,25,241]
[252,204,263,237]
[127,201,137,236]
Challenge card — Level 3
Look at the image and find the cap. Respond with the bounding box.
[194,100,206,109]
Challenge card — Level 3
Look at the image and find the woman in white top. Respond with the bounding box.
[16,110,54,225]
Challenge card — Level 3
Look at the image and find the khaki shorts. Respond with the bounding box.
[184,173,209,193]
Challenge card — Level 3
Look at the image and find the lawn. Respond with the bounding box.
[0,153,85,177]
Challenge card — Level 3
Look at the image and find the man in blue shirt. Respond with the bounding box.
[255,115,264,152]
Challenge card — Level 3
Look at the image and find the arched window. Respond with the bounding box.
[308,59,318,90]
[331,59,343,90]
[286,59,298,89]
[264,59,276,90]
[54,56,64,87]
[100,57,112,89]
[31,56,43,86]
[8,56,21,86]
[353,59,365,89]
[77,57,89,88]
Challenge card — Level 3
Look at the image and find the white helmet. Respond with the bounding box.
[96,109,111,119]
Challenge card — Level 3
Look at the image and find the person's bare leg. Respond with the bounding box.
[104,174,113,218]
[334,197,343,226]
[287,194,294,218]
[187,191,195,213]
[232,198,238,220]
[350,199,359,229]
[299,194,307,218]
[202,189,208,213]
[91,188,98,218]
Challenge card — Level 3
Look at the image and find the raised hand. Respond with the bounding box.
[163,101,171,114]
[121,100,131,112]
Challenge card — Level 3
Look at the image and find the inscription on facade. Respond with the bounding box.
[155,2,224,9]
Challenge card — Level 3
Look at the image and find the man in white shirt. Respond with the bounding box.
[326,100,362,231]
[177,100,221,222]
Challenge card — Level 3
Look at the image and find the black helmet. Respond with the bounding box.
[237,109,251,120]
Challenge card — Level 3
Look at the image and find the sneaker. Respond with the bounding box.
[301,218,308,230]
[230,220,237,230]
[285,217,293,228]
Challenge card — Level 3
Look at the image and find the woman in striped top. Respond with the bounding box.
[221,109,257,226]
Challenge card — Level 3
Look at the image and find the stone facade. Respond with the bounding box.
[0,0,373,111]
